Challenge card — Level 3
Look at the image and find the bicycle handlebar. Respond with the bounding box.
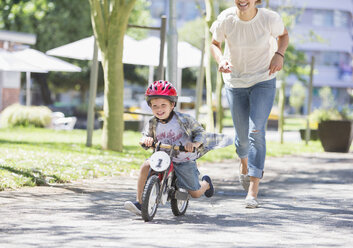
[140,142,195,152]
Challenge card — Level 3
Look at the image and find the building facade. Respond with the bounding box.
[270,0,353,109]
[0,30,36,111]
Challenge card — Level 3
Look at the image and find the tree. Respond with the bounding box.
[274,4,310,143]
[179,0,233,133]
[89,0,137,151]
[1,0,149,108]
[289,82,306,114]
[203,0,216,132]
[0,0,93,105]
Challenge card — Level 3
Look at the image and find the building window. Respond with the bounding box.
[313,9,333,27]
[311,51,340,66]
[333,10,350,28]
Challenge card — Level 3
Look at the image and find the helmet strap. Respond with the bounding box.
[157,110,175,124]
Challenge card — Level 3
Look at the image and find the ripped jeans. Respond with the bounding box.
[225,78,276,178]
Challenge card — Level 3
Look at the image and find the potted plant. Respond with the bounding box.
[310,107,353,153]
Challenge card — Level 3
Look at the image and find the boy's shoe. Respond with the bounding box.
[124,201,142,215]
[239,162,250,191]
[245,196,259,208]
[202,175,214,198]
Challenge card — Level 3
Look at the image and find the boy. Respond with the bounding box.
[124,80,232,215]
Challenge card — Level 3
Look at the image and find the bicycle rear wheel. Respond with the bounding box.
[171,197,188,216]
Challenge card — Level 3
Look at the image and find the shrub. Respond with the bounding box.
[0,104,52,128]
[309,108,342,124]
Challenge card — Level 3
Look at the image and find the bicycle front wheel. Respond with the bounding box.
[141,175,160,222]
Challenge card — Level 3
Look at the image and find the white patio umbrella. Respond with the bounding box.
[47,35,203,69]
[47,35,204,107]
[13,48,81,72]
[0,48,81,106]
[46,35,140,62]
[134,36,204,101]
[47,36,102,61]
[135,36,203,68]
[0,49,46,73]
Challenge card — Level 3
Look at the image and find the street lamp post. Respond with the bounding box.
[167,0,179,108]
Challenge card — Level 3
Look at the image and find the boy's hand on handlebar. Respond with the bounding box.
[141,137,154,147]
[185,142,201,152]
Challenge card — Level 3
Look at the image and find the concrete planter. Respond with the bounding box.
[299,129,319,141]
[318,120,353,153]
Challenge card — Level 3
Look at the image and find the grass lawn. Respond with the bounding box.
[0,127,323,190]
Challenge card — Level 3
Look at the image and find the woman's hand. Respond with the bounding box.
[141,137,154,147]
[218,58,233,73]
[269,28,289,75]
[269,53,284,75]
[211,39,232,73]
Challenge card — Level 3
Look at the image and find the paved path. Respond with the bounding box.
[1,152,353,247]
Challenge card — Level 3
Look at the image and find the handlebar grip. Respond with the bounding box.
[179,145,186,152]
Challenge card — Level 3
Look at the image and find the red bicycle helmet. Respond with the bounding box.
[145,80,178,105]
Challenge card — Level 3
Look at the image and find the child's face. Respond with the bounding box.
[150,98,174,120]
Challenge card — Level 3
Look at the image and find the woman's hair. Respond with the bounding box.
[256,0,262,5]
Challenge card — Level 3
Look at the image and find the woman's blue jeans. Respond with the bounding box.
[225,78,276,178]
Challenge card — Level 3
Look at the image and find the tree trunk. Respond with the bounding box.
[215,71,223,133]
[204,0,215,132]
[204,23,214,132]
[101,38,124,151]
[278,80,286,144]
[89,0,136,152]
[32,73,53,105]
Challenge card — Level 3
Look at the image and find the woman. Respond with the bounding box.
[210,0,289,208]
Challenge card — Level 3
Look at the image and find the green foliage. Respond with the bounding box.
[0,104,52,128]
[309,108,342,123]
[278,43,309,83]
[340,106,353,121]
[179,17,205,50]
[289,82,306,113]
[0,0,151,97]
[127,0,152,40]
[275,4,310,83]
[124,64,149,86]
[319,86,335,109]
[309,87,352,124]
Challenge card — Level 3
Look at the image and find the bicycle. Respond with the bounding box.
[140,142,193,222]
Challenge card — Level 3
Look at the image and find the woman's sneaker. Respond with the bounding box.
[202,175,214,198]
[245,196,259,208]
[124,201,142,215]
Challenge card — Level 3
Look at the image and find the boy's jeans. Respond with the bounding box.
[225,78,276,178]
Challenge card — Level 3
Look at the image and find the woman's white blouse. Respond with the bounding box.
[210,7,285,88]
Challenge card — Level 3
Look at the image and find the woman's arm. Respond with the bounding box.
[269,27,289,75]
[210,39,232,73]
